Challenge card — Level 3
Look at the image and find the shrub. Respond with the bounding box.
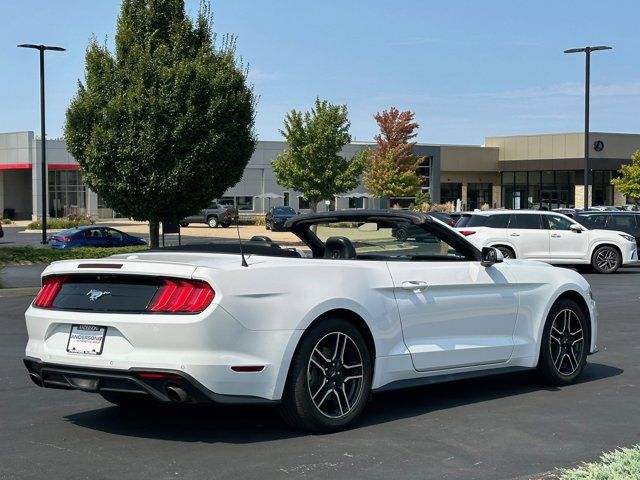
[26,216,95,230]
[560,444,640,479]
[480,203,491,211]
[0,245,148,265]
[253,215,266,226]
[430,202,454,213]
[1,218,12,224]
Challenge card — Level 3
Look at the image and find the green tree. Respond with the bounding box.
[612,150,640,204]
[361,107,425,198]
[271,99,364,212]
[64,0,256,247]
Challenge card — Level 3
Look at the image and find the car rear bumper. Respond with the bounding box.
[23,357,276,404]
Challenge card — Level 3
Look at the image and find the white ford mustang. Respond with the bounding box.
[24,210,597,432]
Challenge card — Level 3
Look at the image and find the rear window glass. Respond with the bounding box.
[485,214,511,228]
[607,215,637,229]
[456,215,488,227]
[511,214,542,230]
[575,214,607,228]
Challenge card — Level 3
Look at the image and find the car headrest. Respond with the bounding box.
[249,235,280,249]
[323,236,357,260]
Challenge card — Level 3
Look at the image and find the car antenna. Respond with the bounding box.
[236,215,248,267]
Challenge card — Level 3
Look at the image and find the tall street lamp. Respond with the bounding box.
[17,44,66,244]
[564,45,612,210]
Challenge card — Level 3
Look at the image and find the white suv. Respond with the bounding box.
[456,210,638,273]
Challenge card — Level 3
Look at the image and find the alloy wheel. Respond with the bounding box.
[307,332,364,419]
[549,308,584,376]
[595,247,617,272]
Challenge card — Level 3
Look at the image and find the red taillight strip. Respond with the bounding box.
[459,230,476,236]
[231,366,265,372]
[33,276,69,308]
[137,372,183,380]
[147,278,215,313]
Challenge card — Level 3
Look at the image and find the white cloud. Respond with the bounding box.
[247,68,278,82]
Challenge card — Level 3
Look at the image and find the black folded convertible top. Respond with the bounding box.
[152,241,302,258]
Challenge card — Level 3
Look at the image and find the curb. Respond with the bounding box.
[0,287,40,297]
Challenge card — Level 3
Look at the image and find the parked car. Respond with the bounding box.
[179,203,239,228]
[552,208,575,216]
[572,211,640,251]
[456,210,637,273]
[589,206,620,212]
[615,204,639,211]
[265,206,297,231]
[48,226,147,249]
[25,209,597,432]
[392,212,455,241]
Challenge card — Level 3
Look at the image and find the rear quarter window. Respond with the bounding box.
[510,214,542,229]
[457,215,488,227]
[485,214,511,228]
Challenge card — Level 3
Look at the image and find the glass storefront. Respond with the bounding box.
[502,171,575,210]
[440,183,462,204]
[592,170,616,206]
[467,183,492,210]
[48,170,87,218]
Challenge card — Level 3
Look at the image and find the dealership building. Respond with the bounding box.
[0,130,638,221]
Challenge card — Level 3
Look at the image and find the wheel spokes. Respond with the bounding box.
[549,308,584,376]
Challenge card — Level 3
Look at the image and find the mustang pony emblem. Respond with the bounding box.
[86,289,111,301]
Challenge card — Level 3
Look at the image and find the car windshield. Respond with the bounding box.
[274,207,296,214]
[311,220,471,261]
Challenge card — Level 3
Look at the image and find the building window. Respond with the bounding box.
[501,170,575,210]
[349,197,364,209]
[440,183,462,205]
[467,183,492,210]
[592,170,615,206]
[283,192,290,207]
[417,156,431,190]
[217,196,254,210]
[298,197,310,210]
[48,170,87,218]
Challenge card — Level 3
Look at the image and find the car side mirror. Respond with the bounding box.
[481,247,503,267]
[570,224,583,233]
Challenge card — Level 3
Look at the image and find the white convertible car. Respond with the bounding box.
[24,210,597,432]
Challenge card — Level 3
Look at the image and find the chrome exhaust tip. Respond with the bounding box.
[165,384,189,403]
[29,372,43,387]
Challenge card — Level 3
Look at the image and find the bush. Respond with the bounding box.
[27,216,95,230]
[0,245,148,265]
[560,444,640,479]
[1,218,12,224]
[253,215,266,226]
[430,202,454,213]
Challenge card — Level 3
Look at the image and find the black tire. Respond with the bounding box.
[591,245,621,273]
[100,391,160,409]
[265,222,271,231]
[179,222,189,228]
[220,223,230,228]
[395,228,408,242]
[279,317,372,432]
[536,298,588,386]
[207,216,219,228]
[495,245,515,259]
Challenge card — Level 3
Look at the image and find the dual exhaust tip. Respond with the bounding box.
[165,384,189,403]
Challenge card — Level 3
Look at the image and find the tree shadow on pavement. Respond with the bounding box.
[64,362,622,444]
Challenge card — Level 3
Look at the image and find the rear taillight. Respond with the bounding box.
[147,279,215,313]
[33,276,69,308]
[459,230,476,236]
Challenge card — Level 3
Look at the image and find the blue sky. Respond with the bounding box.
[1,0,639,144]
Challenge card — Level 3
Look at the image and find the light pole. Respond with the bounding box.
[564,45,612,210]
[17,43,66,244]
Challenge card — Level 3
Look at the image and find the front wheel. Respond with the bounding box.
[207,217,219,228]
[495,246,515,259]
[537,298,588,385]
[591,245,621,273]
[280,318,372,432]
[179,222,189,228]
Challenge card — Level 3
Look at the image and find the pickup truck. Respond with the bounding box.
[179,203,239,228]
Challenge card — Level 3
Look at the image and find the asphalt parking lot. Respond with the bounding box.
[1,268,639,480]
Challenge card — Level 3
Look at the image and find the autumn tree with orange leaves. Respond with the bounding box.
[361,108,425,198]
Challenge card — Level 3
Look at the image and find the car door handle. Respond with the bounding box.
[401,281,429,292]
[551,233,561,238]
[509,233,520,237]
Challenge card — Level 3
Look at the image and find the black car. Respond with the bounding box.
[180,203,239,228]
[392,212,454,241]
[265,206,297,231]
[572,211,640,250]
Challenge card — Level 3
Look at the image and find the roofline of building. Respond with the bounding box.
[485,131,640,139]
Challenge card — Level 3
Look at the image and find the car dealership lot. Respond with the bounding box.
[1,268,639,480]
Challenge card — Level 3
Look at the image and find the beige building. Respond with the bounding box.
[0,130,637,220]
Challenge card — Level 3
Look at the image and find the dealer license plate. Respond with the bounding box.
[67,325,107,355]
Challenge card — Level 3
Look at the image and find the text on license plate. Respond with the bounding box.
[67,325,107,355]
